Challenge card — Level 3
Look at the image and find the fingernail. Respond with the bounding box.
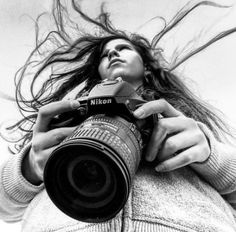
[133,108,145,118]
[70,100,80,109]
[146,153,155,162]
[155,164,165,172]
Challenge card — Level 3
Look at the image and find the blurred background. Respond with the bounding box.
[0,0,236,230]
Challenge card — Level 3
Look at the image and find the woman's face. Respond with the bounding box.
[98,39,145,89]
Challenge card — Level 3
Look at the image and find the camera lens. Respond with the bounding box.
[67,154,117,202]
[44,115,142,222]
[70,160,106,195]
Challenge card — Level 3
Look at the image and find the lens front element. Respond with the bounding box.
[44,115,142,222]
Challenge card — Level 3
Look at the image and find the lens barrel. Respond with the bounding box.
[44,115,142,222]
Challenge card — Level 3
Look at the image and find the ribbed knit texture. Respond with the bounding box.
[2,144,44,203]
[1,124,236,231]
[191,122,236,194]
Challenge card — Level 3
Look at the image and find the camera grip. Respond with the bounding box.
[126,99,146,112]
[49,107,87,129]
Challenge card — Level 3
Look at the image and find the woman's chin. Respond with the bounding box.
[103,73,143,88]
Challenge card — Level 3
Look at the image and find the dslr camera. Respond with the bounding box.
[44,77,153,223]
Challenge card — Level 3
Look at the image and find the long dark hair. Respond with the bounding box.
[3,0,236,151]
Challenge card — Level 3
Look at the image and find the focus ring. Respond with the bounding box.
[62,115,142,179]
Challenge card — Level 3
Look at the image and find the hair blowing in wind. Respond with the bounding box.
[2,0,236,152]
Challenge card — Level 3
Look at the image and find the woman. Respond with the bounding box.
[1,0,236,231]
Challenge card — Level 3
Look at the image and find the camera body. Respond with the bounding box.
[50,77,148,130]
[44,77,153,222]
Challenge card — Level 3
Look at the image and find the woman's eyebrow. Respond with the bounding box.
[116,43,132,49]
[102,43,132,53]
[102,48,109,55]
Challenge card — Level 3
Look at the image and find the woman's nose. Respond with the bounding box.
[108,49,119,60]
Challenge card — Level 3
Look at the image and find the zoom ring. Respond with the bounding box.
[62,115,142,179]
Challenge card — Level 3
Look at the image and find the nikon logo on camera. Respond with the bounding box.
[90,98,113,105]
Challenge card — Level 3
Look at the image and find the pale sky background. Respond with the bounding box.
[0,0,236,231]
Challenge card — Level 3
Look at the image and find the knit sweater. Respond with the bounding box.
[1,123,236,232]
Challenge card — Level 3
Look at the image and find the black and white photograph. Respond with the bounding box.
[1,0,236,231]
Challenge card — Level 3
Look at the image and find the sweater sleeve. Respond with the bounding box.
[0,144,44,222]
[190,122,236,195]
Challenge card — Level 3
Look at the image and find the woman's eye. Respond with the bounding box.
[100,53,108,59]
[119,45,129,51]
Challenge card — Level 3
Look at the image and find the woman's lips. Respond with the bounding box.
[109,59,124,68]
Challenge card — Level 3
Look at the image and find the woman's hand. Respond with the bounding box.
[133,99,210,172]
[22,100,80,184]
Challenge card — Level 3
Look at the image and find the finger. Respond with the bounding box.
[34,100,80,133]
[145,121,167,162]
[34,126,77,150]
[155,146,200,172]
[133,99,183,119]
[145,117,189,161]
[158,130,198,162]
[35,145,60,181]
